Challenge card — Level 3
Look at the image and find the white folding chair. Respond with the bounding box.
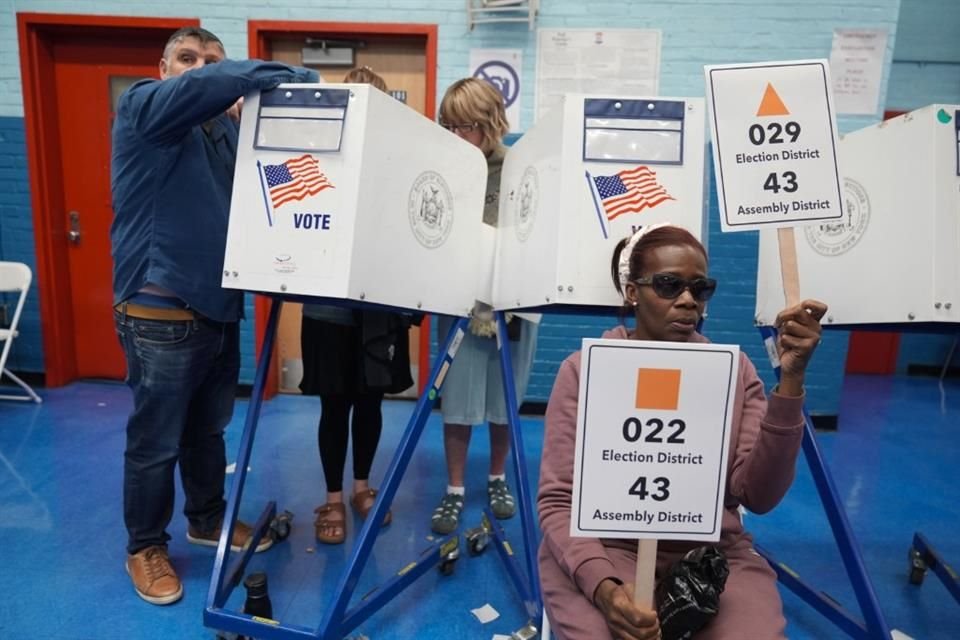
[0,262,42,403]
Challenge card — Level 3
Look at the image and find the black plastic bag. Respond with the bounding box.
[655,546,729,640]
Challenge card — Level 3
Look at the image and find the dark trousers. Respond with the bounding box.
[115,312,239,554]
[318,392,384,493]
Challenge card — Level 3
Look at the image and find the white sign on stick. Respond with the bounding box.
[705,60,844,232]
[570,339,739,541]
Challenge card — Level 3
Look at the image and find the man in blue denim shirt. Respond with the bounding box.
[111,26,317,605]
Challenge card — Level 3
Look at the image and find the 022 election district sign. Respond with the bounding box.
[705,60,844,232]
[570,339,740,541]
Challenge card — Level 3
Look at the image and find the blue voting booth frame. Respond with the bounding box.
[908,532,960,605]
[200,297,903,640]
[755,325,893,640]
[906,333,960,608]
[203,298,542,640]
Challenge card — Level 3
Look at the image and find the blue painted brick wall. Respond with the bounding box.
[6,0,943,403]
[887,0,960,112]
[887,62,960,110]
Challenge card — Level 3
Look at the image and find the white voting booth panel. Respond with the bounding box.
[756,104,960,326]
[222,84,488,316]
[494,95,707,310]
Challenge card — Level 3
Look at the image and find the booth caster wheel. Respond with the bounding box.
[439,557,457,576]
[510,622,539,640]
[908,547,927,585]
[270,510,294,542]
[438,537,461,576]
[465,526,490,556]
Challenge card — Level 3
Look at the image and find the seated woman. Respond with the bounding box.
[537,223,827,640]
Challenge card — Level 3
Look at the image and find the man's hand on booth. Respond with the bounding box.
[467,302,497,337]
[226,96,243,123]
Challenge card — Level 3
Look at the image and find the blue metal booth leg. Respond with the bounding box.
[908,532,960,605]
[755,326,892,640]
[203,306,469,639]
[489,311,543,624]
[205,308,541,640]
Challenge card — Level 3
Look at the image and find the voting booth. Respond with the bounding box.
[210,84,544,640]
[222,83,488,317]
[756,104,960,326]
[493,95,708,310]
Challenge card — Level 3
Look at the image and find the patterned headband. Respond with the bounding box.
[617,221,673,295]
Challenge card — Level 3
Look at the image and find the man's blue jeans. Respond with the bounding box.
[115,311,240,555]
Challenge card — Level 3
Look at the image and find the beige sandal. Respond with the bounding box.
[350,488,392,527]
[314,503,346,544]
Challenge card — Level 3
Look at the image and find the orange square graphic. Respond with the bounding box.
[635,368,681,410]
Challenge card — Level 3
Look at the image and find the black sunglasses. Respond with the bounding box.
[633,273,717,302]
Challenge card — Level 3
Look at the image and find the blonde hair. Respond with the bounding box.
[439,78,509,153]
[343,66,387,92]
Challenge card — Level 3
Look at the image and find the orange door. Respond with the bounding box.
[50,36,163,379]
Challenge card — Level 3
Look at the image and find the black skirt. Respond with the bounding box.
[299,313,414,396]
[299,316,365,396]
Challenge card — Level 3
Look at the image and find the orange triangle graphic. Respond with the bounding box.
[756,83,790,116]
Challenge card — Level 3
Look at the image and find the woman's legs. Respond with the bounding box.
[316,394,351,543]
[314,395,350,544]
[488,422,510,476]
[349,390,384,499]
[432,423,471,534]
[318,394,352,501]
[443,422,472,488]
[694,546,786,640]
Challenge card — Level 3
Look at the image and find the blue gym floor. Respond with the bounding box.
[0,373,957,639]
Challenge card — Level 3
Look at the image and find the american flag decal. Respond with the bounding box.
[262,155,334,209]
[591,166,674,221]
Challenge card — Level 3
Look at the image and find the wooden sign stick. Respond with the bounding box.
[634,538,659,608]
[777,227,801,308]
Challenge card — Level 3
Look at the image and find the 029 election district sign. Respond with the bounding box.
[705,59,844,232]
[570,339,740,541]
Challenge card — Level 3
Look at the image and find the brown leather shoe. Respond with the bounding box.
[186,519,273,553]
[126,546,183,605]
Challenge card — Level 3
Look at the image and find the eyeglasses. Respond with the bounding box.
[440,121,479,134]
[633,273,717,302]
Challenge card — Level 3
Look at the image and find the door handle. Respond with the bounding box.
[68,210,81,244]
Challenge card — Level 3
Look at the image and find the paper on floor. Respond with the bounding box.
[470,603,500,624]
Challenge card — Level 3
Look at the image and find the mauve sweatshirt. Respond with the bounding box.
[537,326,806,602]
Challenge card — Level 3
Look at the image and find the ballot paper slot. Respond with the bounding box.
[583,98,685,165]
[255,87,350,153]
[585,118,682,131]
[259,106,345,119]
